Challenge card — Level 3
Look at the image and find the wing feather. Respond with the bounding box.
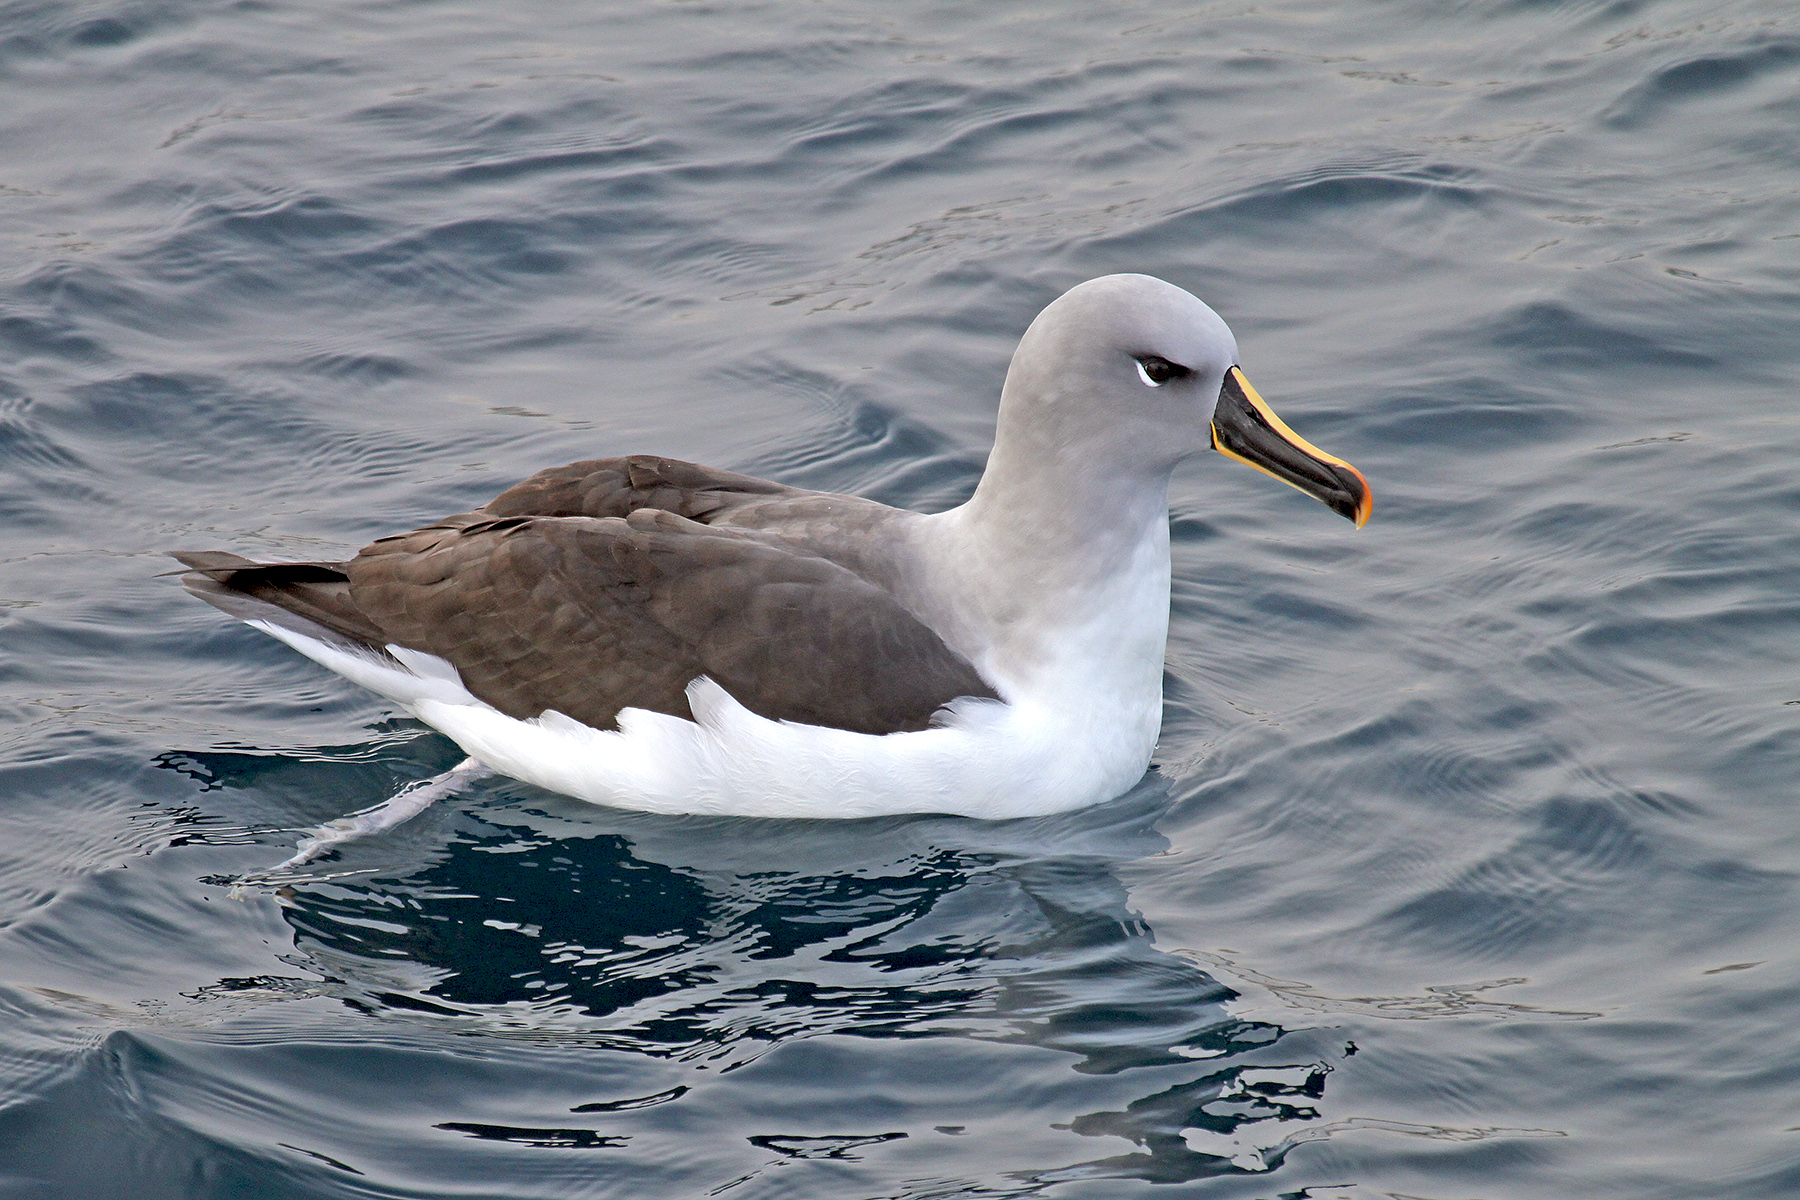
[480,454,796,522]
[175,457,995,736]
[345,508,997,735]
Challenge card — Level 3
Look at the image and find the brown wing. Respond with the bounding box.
[176,456,805,645]
[342,506,997,735]
[479,454,799,523]
[473,454,922,594]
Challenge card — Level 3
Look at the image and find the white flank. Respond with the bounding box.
[246,607,1161,820]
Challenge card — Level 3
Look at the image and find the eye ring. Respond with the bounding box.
[1135,355,1191,387]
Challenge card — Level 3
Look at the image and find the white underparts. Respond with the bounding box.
[246,615,1161,820]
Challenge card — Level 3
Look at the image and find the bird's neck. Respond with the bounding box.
[915,437,1177,700]
[962,391,1178,578]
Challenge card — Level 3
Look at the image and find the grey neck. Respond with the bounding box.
[957,437,1174,594]
[908,418,1178,691]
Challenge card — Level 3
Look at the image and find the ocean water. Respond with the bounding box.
[2,0,1799,1195]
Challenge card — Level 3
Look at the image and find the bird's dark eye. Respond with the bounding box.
[1135,355,1190,387]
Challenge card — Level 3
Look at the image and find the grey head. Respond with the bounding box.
[987,273,1371,524]
[994,273,1236,480]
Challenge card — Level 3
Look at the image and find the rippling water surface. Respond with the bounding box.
[3,1,1799,1196]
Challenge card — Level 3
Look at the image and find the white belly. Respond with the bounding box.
[248,619,1161,820]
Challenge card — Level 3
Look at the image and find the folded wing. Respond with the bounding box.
[175,464,998,736]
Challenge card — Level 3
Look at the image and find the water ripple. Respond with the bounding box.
[4,0,1800,1196]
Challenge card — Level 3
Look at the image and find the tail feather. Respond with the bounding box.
[170,550,391,652]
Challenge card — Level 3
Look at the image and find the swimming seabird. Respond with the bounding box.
[175,274,1369,830]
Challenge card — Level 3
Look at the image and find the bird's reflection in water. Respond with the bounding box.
[236,764,1332,1185]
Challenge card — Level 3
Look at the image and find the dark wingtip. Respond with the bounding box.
[168,549,261,575]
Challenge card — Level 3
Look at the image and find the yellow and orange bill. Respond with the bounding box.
[1210,366,1371,527]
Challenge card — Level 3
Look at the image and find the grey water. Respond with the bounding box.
[2,0,1798,1196]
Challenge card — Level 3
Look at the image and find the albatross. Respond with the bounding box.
[175,274,1369,846]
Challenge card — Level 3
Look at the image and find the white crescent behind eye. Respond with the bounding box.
[1136,360,1162,387]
